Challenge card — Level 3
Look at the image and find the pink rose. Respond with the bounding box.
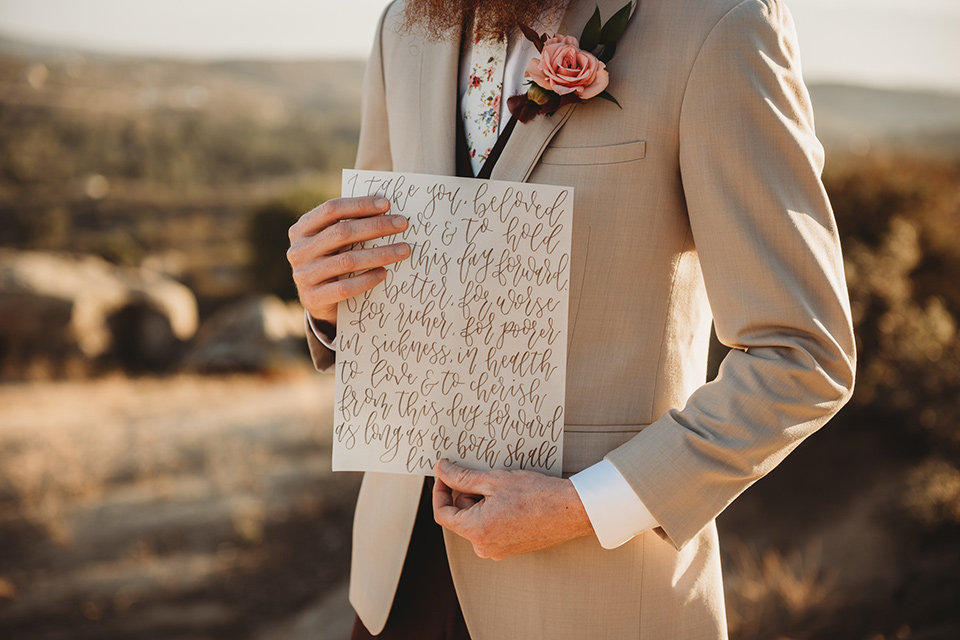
[525,35,609,100]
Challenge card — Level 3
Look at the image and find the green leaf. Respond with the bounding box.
[595,91,622,109]
[579,6,602,52]
[598,42,617,64]
[600,1,633,44]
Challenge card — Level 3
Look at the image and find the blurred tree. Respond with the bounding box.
[91,228,144,267]
[247,200,300,301]
[827,156,960,458]
[247,186,334,301]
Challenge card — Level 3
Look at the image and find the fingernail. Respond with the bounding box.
[395,243,411,257]
[392,215,408,229]
[438,458,451,472]
[375,198,389,210]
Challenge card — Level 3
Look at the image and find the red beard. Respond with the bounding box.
[400,0,567,41]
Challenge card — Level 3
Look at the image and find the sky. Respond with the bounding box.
[0,0,958,91]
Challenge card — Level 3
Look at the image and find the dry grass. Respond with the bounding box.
[0,373,318,535]
[723,538,836,640]
[0,372,361,640]
[903,459,960,529]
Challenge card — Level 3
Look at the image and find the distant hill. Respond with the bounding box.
[2,34,958,159]
[0,37,364,123]
[809,84,960,157]
[0,37,365,203]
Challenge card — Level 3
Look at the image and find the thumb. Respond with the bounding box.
[434,459,492,496]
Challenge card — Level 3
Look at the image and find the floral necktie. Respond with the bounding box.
[462,31,508,177]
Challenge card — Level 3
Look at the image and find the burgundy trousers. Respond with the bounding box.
[350,480,471,640]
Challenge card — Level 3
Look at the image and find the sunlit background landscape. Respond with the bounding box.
[0,1,959,638]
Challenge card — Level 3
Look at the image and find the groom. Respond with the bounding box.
[286,0,856,637]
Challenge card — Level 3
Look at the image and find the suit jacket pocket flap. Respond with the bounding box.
[541,140,646,166]
[561,426,649,475]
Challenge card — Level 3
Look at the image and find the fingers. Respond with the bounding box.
[303,242,411,287]
[433,470,484,522]
[433,474,460,522]
[456,493,483,510]
[290,196,391,239]
[286,195,412,322]
[434,459,493,497]
[288,196,407,258]
[288,212,409,265]
[286,195,408,270]
[323,214,410,254]
[291,242,410,318]
[295,267,386,320]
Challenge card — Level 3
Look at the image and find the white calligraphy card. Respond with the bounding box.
[334,169,573,477]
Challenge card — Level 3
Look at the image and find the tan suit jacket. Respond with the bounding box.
[309,0,856,637]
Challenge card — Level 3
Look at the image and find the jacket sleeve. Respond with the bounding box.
[306,3,396,372]
[604,0,856,549]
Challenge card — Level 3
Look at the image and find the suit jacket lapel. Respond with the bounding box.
[489,106,577,183]
[490,0,633,183]
[419,33,462,176]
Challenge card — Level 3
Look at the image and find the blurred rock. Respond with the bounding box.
[110,269,199,371]
[0,249,198,377]
[182,295,307,373]
[254,580,353,640]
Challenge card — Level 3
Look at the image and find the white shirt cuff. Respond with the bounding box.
[306,314,336,351]
[570,459,660,549]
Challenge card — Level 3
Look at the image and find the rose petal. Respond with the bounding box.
[543,35,579,47]
[526,57,553,92]
[579,68,609,99]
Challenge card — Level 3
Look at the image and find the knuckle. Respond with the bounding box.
[328,221,350,245]
[299,292,317,310]
[317,199,339,219]
[296,285,312,301]
[335,251,356,272]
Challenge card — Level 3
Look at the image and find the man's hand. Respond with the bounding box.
[286,196,410,326]
[432,459,594,561]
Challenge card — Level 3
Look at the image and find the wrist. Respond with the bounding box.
[562,479,595,539]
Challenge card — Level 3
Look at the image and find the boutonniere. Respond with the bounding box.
[507,1,634,123]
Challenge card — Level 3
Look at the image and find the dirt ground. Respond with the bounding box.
[1,372,956,639]
[0,370,358,640]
